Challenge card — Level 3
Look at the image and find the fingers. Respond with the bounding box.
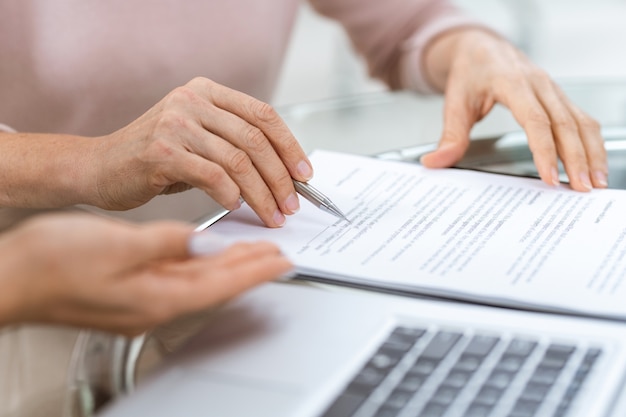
[152,78,312,227]
[180,241,293,309]
[498,76,562,188]
[553,86,607,188]
[502,71,607,191]
[41,236,291,335]
[420,80,483,168]
[190,77,313,181]
[178,109,293,227]
[119,240,293,331]
[191,78,312,225]
[422,30,606,191]
[129,221,196,263]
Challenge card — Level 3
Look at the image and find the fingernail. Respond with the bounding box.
[284,193,300,214]
[232,197,243,210]
[273,210,286,227]
[297,160,313,180]
[551,167,560,186]
[188,232,228,256]
[579,172,593,190]
[594,170,608,187]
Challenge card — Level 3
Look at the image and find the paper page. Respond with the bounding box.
[210,150,626,320]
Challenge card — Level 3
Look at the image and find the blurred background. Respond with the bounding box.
[273,0,626,107]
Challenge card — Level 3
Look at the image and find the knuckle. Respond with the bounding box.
[166,85,197,105]
[280,136,302,154]
[579,114,601,133]
[256,191,279,212]
[155,111,190,133]
[204,166,229,186]
[249,100,279,124]
[243,125,270,150]
[186,76,210,88]
[226,149,254,176]
[551,114,577,134]
[273,169,293,186]
[525,108,551,129]
[146,137,176,161]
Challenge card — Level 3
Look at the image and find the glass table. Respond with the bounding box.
[3,78,626,417]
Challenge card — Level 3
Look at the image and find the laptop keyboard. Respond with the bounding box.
[320,326,602,417]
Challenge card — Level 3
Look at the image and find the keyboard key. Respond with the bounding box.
[485,370,517,390]
[373,405,400,417]
[519,382,550,402]
[453,354,484,372]
[431,385,460,405]
[396,373,427,392]
[509,398,541,417]
[420,401,447,417]
[464,335,499,357]
[528,366,561,385]
[370,351,401,372]
[496,354,526,373]
[421,331,462,360]
[538,344,575,370]
[505,339,537,358]
[474,386,504,406]
[463,402,493,417]
[553,347,602,416]
[441,370,472,389]
[383,388,414,409]
[545,344,575,357]
[320,392,365,417]
[408,357,439,375]
[390,326,427,342]
[347,367,387,395]
[385,327,426,352]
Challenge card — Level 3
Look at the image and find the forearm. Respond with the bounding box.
[0,132,100,208]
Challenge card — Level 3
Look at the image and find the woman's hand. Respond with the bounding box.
[420,29,607,191]
[94,77,312,227]
[0,213,292,336]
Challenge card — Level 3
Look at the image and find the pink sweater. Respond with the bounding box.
[0,0,478,136]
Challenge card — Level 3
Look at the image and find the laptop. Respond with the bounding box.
[98,280,626,417]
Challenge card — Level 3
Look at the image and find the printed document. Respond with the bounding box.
[210,150,626,320]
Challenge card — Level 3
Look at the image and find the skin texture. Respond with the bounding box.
[0,78,313,228]
[0,213,292,336]
[420,29,607,191]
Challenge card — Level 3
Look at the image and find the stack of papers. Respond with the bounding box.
[210,150,626,321]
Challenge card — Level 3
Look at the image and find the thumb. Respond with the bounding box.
[420,87,477,168]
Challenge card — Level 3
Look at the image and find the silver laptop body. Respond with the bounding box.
[99,281,626,417]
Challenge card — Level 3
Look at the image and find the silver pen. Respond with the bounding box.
[293,179,349,221]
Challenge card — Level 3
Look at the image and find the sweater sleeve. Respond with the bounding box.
[308,0,490,94]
